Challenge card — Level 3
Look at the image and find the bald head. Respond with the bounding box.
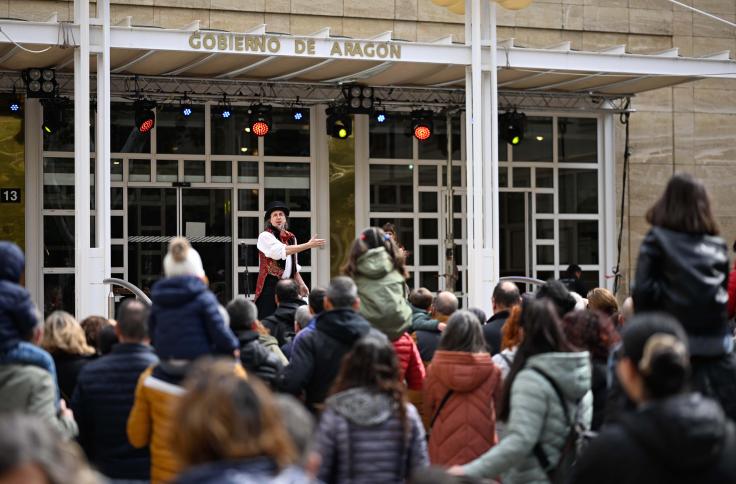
[433,291,458,318]
[621,297,634,323]
[492,281,521,313]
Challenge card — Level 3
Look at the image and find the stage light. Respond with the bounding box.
[134,99,156,134]
[375,108,387,124]
[342,84,374,114]
[215,94,232,119]
[41,98,64,135]
[180,95,193,117]
[248,104,272,137]
[292,106,306,121]
[499,110,527,146]
[7,88,21,114]
[23,68,56,98]
[411,110,434,141]
[326,107,352,139]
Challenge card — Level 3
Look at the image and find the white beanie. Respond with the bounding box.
[163,237,205,278]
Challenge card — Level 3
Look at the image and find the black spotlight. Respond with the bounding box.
[180,95,193,117]
[326,106,352,139]
[292,106,306,122]
[499,110,527,146]
[411,110,434,141]
[41,98,64,135]
[22,68,56,98]
[214,94,233,119]
[134,99,156,134]
[7,87,21,114]
[342,84,374,114]
[374,107,387,124]
[247,104,273,137]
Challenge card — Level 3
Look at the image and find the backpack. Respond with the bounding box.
[531,367,592,484]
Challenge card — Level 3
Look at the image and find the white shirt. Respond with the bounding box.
[257,231,302,278]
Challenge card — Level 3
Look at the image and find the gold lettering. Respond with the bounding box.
[267,37,281,53]
[253,36,265,52]
[188,32,201,49]
[295,39,307,54]
[235,35,244,51]
[217,34,227,50]
[390,44,401,59]
[307,39,315,55]
[330,41,342,56]
[202,34,216,50]
[345,42,363,57]
[364,42,375,58]
[376,43,388,58]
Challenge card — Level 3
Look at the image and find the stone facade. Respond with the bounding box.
[13,0,736,293]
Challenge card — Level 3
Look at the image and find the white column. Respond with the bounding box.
[74,0,91,319]
[312,105,331,288]
[602,111,617,291]
[24,99,43,306]
[95,0,112,316]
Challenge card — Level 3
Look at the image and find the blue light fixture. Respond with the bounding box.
[292,106,306,121]
[180,94,193,117]
[375,108,387,124]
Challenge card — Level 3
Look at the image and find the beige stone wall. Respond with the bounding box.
[10,0,736,292]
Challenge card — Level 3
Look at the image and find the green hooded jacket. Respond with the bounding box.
[353,247,412,341]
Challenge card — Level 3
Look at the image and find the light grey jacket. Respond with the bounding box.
[0,364,78,439]
[462,352,592,484]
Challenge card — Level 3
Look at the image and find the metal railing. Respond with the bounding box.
[498,276,545,287]
[103,278,152,318]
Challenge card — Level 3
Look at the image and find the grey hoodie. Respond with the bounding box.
[463,351,592,484]
[315,387,429,484]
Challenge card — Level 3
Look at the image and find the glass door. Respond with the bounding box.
[499,192,533,291]
[181,188,233,304]
[127,187,232,304]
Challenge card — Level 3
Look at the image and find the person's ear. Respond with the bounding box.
[324,298,334,311]
[352,296,361,311]
[114,324,123,340]
[305,451,322,479]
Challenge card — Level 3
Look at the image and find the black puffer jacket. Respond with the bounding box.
[236,330,283,388]
[262,300,307,347]
[315,387,429,484]
[632,227,730,356]
[280,308,371,410]
[570,393,736,484]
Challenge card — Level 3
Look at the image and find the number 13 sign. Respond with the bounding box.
[0,188,21,203]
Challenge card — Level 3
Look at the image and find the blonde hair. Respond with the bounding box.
[42,311,95,356]
[169,237,189,262]
[172,358,296,469]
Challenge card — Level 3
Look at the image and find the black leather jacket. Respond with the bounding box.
[236,330,283,388]
[632,226,730,355]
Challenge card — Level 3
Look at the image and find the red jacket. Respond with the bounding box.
[728,263,736,319]
[392,333,426,391]
[423,350,502,466]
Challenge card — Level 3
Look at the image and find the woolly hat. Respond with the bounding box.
[163,237,205,278]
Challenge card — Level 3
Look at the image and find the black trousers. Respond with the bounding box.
[256,274,279,320]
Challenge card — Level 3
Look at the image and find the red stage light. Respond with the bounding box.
[251,121,270,137]
[138,118,154,133]
[414,125,431,141]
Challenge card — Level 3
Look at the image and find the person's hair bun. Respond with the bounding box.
[169,237,190,263]
[639,333,690,398]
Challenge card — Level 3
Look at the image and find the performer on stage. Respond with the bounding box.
[255,201,325,319]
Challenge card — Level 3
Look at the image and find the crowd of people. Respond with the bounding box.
[1,172,736,483]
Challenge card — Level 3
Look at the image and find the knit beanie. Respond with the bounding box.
[163,237,205,278]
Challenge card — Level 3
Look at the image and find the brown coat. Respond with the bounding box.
[423,350,502,466]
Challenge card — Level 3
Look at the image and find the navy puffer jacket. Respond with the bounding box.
[315,387,429,484]
[0,242,38,350]
[148,276,238,360]
[71,343,159,480]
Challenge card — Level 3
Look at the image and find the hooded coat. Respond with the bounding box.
[353,248,412,341]
[148,275,238,360]
[0,242,38,350]
[570,393,736,484]
[424,350,502,466]
[236,329,284,388]
[462,352,592,484]
[315,387,429,484]
[280,308,372,410]
[261,299,307,347]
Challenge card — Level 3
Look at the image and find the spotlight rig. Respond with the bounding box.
[499,109,527,146]
[326,106,352,139]
[180,95,193,117]
[134,99,156,133]
[22,68,57,98]
[411,110,434,141]
[248,104,273,137]
[342,84,374,114]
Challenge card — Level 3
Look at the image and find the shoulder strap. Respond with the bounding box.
[500,353,512,367]
[529,367,573,472]
[430,390,454,429]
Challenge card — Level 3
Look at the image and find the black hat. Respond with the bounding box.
[265,201,290,219]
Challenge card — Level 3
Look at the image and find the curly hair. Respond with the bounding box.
[342,227,408,279]
[562,309,620,362]
[42,311,95,356]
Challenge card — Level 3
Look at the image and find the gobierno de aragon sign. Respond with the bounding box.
[187,31,402,60]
